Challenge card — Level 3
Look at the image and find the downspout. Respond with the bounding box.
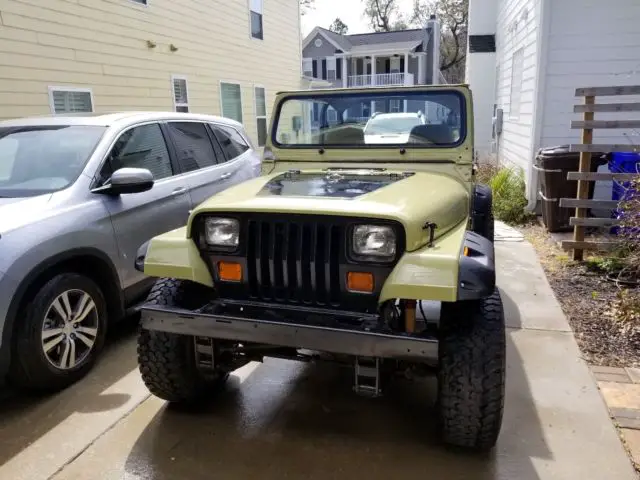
[526,0,551,211]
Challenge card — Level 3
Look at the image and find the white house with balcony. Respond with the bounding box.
[301,17,442,90]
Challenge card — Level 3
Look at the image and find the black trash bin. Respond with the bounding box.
[535,145,607,232]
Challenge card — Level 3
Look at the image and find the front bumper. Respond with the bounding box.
[141,303,438,362]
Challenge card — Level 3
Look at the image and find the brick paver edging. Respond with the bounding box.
[593,365,640,474]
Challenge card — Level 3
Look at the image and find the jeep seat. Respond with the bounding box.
[408,124,457,145]
[323,126,365,145]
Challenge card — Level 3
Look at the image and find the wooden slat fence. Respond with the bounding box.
[559,85,640,260]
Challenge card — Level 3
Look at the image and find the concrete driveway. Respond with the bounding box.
[0,223,636,480]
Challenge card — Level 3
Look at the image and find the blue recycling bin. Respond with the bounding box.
[611,152,640,235]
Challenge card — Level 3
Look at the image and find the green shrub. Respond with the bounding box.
[487,166,533,225]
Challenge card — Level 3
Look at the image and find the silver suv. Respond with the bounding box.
[0,111,261,391]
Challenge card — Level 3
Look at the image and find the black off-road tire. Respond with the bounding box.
[437,289,506,451]
[137,278,227,404]
[472,183,495,243]
[9,273,108,391]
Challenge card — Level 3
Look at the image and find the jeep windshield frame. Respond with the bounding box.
[271,88,467,150]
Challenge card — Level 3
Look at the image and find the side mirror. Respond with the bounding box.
[93,167,154,195]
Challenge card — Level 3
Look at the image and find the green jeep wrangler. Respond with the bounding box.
[134,85,504,451]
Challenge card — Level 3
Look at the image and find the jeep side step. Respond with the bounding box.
[354,357,382,397]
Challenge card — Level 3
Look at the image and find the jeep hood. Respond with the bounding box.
[189,169,470,251]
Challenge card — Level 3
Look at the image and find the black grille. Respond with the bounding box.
[196,213,405,313]
[247,220,343,306]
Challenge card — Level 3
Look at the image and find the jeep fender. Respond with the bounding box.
[139,226,213,287]
[379,221,495,303]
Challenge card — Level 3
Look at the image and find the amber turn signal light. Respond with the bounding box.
[347,272,374,293]
[218,261,242,282]
[463,246,470,256]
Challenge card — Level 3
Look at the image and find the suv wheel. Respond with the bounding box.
[437,289,506,451]
[9,273,108,391]
[137,278,228,404]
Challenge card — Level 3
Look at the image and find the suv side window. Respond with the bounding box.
[210,124,250,162]
[98,123,173,185]
[166,121,219,173]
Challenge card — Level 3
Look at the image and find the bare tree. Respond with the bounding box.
[363,0,408,32]
[300,0,315,15]
[413,0,468,81]
[329,17,349,34]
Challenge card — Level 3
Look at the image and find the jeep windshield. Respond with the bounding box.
[273,90,464,148]
[0,125,105,198]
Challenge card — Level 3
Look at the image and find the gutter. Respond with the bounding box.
[526,0,551,211]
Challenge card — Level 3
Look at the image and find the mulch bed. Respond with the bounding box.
[519,222,640,368]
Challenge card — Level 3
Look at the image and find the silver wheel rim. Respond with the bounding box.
[41,289,99,370]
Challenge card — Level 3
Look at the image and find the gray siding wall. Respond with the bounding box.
[302,34,341,59]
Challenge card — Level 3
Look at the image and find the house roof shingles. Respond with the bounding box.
[345,28,427,46]
[314,27,431,53]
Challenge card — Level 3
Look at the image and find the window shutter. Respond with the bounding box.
[336,58,342,79]
[220,83,243,123]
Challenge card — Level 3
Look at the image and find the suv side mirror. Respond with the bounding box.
[92,167,154,195]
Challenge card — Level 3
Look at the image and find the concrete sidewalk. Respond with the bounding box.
[1,222,636,480]
[493,222,636,479]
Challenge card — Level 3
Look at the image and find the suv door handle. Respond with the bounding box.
[171,186,187,196]
[220,172,232,180]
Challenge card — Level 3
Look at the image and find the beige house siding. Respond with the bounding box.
[0,0,302,146]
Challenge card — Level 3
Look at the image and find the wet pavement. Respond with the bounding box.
[0,223,637,480]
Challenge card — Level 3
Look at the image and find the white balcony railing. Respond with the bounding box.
[347,73,415,88]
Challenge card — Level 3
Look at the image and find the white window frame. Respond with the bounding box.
[48,86,94,114]
[302,58,313,77]
[327,56,337,82]
[249,0,263,40]
[219,80,244,124]
[509,48,524,120]
[171,75,189,113]
[253,85,267,147]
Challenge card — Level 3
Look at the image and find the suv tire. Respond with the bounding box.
[437,289,506,451]
[472,183,494,243]
[137,278,227,404]
[9,273,108,391]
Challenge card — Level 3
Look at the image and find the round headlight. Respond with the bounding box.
[353,225,396,259]
[204,217,240,248]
